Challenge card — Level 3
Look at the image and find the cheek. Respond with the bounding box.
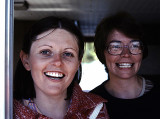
[68,61,79,75]
[134,55,143,70]
[71,63,79,73]
[134,54,143,64]
[29,56,46,73]
[105,53,116,67]
[30,62,41,77]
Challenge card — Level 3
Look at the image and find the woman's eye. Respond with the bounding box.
[132,45,139,48]
[40,50,52,56]
[110,45,121,50]
[113,45,121,48]
[63,52,74,58]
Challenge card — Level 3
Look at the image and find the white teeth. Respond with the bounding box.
[45,72,63,77]
[118,63,132,68]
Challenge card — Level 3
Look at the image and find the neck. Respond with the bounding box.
[105,75,142,99]
[34,93,69,119]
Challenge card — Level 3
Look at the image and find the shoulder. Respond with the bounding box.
[90,81,107,95]
[73,83,107,104]
[70,83,107,111]
[142,75,160,87]
[83,90,107,104]
[143,76,160,91]
[149,79,160,94]
[13,99,50,118]
[13,99,37,118]
[80,92,109,119]
[68,83,109,119]
[140,77,160,99]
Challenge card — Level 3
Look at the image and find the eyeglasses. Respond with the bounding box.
[106,40,144,55]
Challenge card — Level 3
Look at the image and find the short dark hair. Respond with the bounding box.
[94,12,148,72]
[14,16,84,100]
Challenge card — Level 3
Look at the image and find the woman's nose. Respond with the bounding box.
[120,46,131,57]
[51,54,62,66]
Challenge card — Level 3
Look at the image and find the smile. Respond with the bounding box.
[44,71,65,80]
[116,63,133,68]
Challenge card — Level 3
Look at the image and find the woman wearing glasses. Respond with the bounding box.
[90,12,160,119]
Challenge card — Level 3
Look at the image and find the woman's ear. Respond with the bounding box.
[20,50,31,71]
[78,60,82,68]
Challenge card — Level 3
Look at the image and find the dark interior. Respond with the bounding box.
[14,0,160,81]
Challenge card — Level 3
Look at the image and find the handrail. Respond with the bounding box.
[5,0,14,118]
[0,0,6,118]
[0,0,13,118]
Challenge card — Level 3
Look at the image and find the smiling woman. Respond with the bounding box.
[90,12,160,119]
[20,28,80,98]
[13,16,109,119]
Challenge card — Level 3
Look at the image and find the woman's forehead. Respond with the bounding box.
[36,29,54,40]
[31,29,79,49]
[107,30,135,43]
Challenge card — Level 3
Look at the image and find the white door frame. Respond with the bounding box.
[0,0,14,118]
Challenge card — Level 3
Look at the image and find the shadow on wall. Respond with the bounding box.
[14,20,35,73]
[138,45,160,82]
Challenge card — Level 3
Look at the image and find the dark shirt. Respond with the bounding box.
[90,79,160,119]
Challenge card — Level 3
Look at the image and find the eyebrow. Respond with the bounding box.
[109,40,121,44]
[38,45,78,52]
[38,44,53,48]
[64,48,78,52]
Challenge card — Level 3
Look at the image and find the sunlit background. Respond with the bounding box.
[79,42,108,92]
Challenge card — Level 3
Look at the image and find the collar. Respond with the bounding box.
[67,83,107,114]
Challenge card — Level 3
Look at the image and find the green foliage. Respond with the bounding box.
[82,42,98,63]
